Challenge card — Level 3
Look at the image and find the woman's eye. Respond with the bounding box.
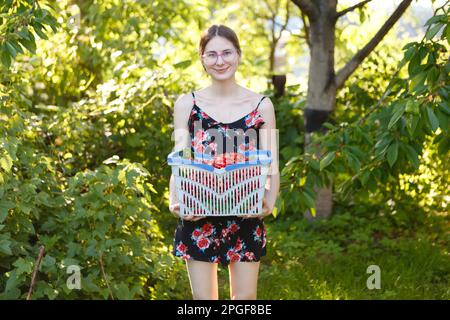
[207,53,217,58]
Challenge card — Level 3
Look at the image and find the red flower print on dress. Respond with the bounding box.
[221,228,230,242]
[175,241,191,260]
[200,111,210,119]
[196,236,211,251]
[228,221,239,234]
[253,225,263,242]
[177,243,187,253]
[238,139,256,152]
[227,249,241,263]
[195,130,207,141]
[202,223,214,237]
[234,238,243,251]
[208,142,217,153]
[244,111,265,129]
[181,253,191,260]
[191,228,202,240]
[244,251,255,261]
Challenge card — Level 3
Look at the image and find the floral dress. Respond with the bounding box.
[172,91,268,266]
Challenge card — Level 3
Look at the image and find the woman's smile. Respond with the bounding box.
[214,66,229,73]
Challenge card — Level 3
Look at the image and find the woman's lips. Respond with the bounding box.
[214,67,229,73]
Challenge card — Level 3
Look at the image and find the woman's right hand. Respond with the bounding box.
[169,203,206,221]
[169,203,181,217]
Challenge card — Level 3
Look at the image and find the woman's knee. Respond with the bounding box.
[231,290,257,300]
[192,291,219,300]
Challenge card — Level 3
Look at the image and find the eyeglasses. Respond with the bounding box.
[201,49,237,66]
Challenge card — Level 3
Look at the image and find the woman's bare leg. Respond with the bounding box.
[186,259,219,300]
[228,261,260,300]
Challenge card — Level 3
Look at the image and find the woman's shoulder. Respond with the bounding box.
[237,87,270,107]
[174,92,194,113]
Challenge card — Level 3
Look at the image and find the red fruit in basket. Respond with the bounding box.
[236,153,246,163]
[213,157,226,169]
[202,158,214,166]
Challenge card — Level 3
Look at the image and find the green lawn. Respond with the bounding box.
[162,211,449,300]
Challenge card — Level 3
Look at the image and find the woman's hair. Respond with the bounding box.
[199,24,242,56]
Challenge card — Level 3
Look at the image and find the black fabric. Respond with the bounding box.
[173,216,266,266]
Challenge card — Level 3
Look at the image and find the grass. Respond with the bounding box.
[256,213,450,300]
[163,211,450,300]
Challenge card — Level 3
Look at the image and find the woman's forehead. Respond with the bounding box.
[205,36,234,51]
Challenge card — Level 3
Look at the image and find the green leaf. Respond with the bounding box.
[0,239,12,255]
[408,53,422,77]
[319,151,336,171]
[424,14,446,26]
[358,170,370,186]
[173,60,191,69]
[446,24,450,46]
[18,38,36,54]
[438,102,450,115]
[405,100,419,114]
[435,108,448,132]
[33,23,49,40]
[346,152,361,172]
[13,257,34,275]
[309,159,320,171]
[5,41,17,58]
[403,144,419,169]
[302,191,315,209]
[0,200,14,223]
[17,27,31,40]
[410,72,427,92]
[426,23,443,40]
[388,103,406,129]
[406,114,419,137]
[5,270,19,293]
[0,49,11,68]
[386,142,398,167]
[426,106,439,132]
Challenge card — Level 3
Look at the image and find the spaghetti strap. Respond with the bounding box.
[191,91,196,104]
[255,95,267,111]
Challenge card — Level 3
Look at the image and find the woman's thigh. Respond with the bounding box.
[228,261,260,300]
[186,259,219,300]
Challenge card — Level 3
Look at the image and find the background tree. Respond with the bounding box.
[291,0,414,218]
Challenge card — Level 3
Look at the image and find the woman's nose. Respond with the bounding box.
[216,55,225,65]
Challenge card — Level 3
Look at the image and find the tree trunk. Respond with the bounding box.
[292,0,413,219]
[303,0,336,219]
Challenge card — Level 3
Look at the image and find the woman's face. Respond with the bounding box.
[200,36,240,80]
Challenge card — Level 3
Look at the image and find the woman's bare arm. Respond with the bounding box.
[258,97,280,215]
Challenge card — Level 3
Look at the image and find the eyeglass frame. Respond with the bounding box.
[200,49,239,66]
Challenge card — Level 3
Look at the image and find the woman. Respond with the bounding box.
[169,24,279,300]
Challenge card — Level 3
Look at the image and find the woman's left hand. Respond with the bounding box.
[241,198,272,220]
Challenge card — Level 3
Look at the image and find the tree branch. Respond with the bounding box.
[336,0,372,19]
[291,0,317,19]
[335,0,412,89]
[99,254,115,300]
[301,11,311,48]
[26,246,45,300]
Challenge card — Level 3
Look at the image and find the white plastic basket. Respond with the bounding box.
[168,150,272,216]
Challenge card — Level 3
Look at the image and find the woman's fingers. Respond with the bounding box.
[182,214,206,221]
[169,203,181,217]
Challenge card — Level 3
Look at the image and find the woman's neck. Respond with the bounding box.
[209,77,241,98]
